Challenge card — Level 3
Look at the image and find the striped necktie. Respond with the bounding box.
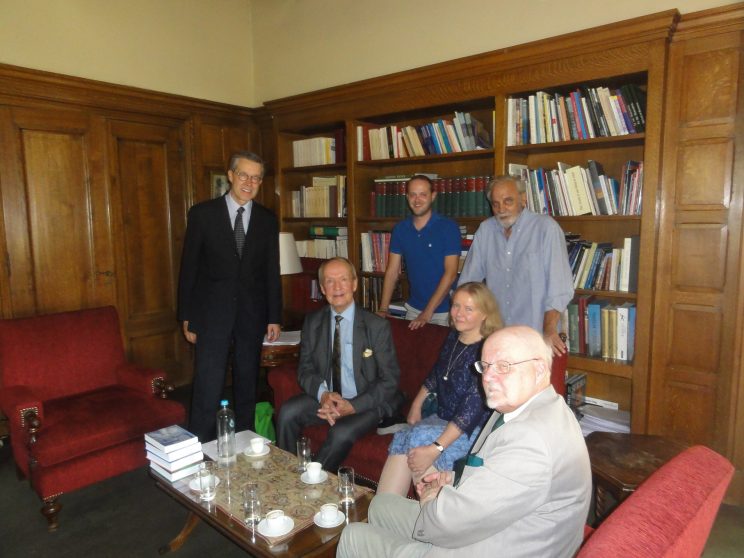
[234,206,245,257]
[332,315,342,394]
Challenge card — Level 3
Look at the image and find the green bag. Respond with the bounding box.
[254,401,276,442]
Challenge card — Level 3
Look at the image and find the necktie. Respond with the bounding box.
[234,207,245,257]
[453,412,505,486]
[332,315,342,394]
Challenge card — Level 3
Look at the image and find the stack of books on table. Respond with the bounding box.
[145,425,203,482]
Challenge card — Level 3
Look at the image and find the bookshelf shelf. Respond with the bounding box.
[556,215,642,224]
[354,149,495,166]
[575,289,637,300]
[281,163,347,173]
[283,217,347,224]
[567,355,633,379]
[505,134,645,154]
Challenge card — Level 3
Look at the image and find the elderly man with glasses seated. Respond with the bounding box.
[338,326,591,558]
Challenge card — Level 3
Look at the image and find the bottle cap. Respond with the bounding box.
[220,399,228,406]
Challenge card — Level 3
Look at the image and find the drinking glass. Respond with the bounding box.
[197,461,217,502]
[296,436,311,472]
[243,482,262,526]
[337,466,355,505]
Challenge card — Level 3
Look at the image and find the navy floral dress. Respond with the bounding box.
[388,330,490,470]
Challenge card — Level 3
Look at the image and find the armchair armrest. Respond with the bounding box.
[267,362,302,413]
[115,363,173,398]
[0,385,45,427]
[550,333,568,397]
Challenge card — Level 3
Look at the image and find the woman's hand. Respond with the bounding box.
[407,444,439,476]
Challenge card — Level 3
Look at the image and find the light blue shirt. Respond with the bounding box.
[459,209,574,331]
[317,303,358,401]
[224,194,252,232]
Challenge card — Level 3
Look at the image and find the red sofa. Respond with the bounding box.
[578,445,734,557]
[269,317,567,482]
[0,306,185,529]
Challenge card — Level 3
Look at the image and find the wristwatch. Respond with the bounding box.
[432,440,444,453]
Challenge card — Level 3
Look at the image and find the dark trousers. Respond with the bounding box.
[277,393,380,472]
[188,328,263,443]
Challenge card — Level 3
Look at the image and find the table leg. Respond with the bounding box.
[158,511,201,555]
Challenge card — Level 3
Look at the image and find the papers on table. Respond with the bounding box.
[202,430,271,461]
[579,405,630,437]
[263,330,301,346]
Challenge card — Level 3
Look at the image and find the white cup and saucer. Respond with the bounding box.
[243,437,270,458]
[313,502,345,528]
[300,461,328,484]
[257,509,294,537]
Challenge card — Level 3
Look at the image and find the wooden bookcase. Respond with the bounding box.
[267,11,677,432]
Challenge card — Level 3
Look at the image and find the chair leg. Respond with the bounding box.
[41,497,62,531]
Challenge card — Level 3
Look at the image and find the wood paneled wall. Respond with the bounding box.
[0,64,262,386]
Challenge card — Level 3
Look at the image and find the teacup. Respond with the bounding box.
[320,503,338,524]
[306,461,322,481]
[250,437,266,454]
[266,509,285,531]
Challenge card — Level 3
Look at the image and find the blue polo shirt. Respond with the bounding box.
[390,212,461,313]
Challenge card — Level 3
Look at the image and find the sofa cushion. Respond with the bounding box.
[31,386,184,467]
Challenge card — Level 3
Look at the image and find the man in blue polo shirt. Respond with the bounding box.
[377,175,461,330]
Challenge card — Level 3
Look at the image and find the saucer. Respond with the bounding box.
[313,510,345,528]
[188,476,221,492]
[243,445,270,458]
[301,470,328,484]
[257,515,294,537]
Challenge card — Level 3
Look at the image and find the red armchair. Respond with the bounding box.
[0,306,185,530]
[578,445,734,557]
[269,318,567,483]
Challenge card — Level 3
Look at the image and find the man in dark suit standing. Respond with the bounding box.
[277,257,401,471]
[178,151,281,442]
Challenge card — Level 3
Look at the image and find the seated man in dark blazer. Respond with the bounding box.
[277,257,401,472]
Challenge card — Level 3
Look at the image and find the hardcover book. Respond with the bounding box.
[144,425,198,454]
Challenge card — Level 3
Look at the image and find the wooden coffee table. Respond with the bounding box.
[152,444,372,557]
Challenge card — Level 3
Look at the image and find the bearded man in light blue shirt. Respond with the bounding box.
[458,176,573,355]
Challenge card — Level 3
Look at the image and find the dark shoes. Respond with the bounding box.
[376,416,408,435]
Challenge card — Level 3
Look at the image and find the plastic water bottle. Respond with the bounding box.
[216,399,236,466]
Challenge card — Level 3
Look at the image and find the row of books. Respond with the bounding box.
[145,425,203,483]
[360,231,391,273]
[566,296,637,361]
[295,237,348,259]
[292,136,338,167]
[296,226,349,259]
[506,84,646,146]
[290,175,347,218]
[510,160,643,217]
[370,175,493,218]
[568,235,639,293]
[356,111,491,161]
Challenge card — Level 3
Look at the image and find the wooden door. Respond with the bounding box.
[649,18,743,457]
[107,118,191,384]
[0,106,115,316]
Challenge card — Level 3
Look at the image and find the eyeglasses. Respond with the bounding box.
[474,358,540,376]
[234,172,262,183]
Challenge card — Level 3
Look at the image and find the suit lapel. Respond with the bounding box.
[352,310,365,383]
[241,203,258,261]
[216,197,238,255]
[319,308,333,385]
